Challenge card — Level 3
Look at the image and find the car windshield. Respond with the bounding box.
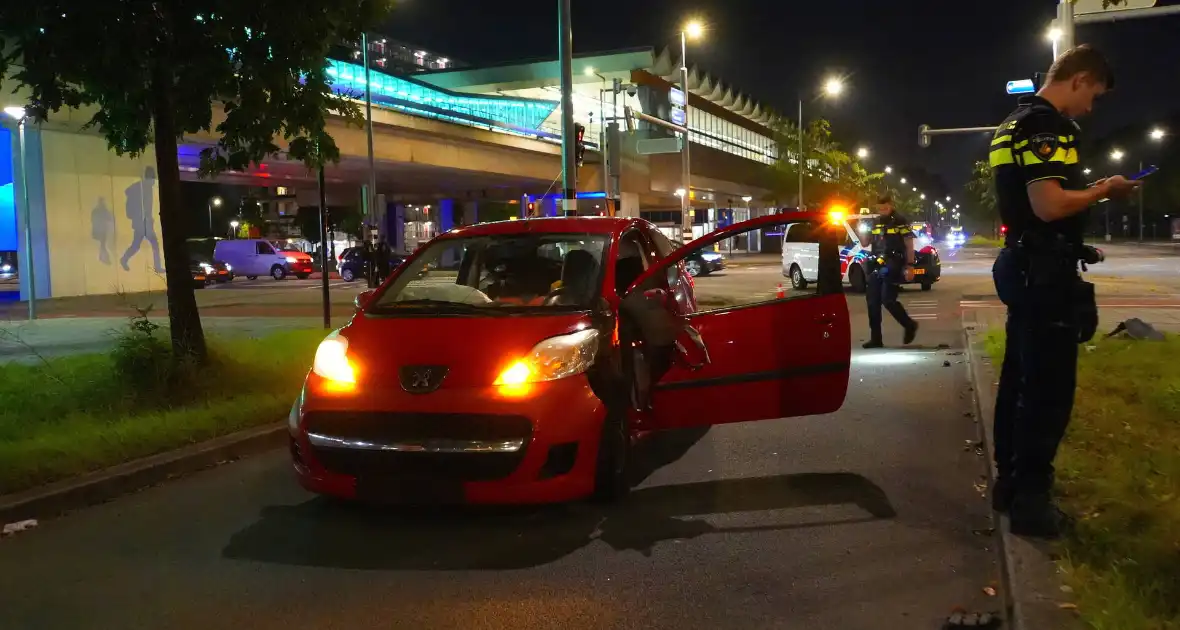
[370,232,608,313]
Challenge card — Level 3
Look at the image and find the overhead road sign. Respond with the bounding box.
[1006,79,1035,95]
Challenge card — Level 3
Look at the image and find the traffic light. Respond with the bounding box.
[527,202,536,216]
[1000,224,1008,236]
[574,123,586,167]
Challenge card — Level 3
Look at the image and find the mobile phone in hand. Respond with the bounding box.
[1129,165,1159,180]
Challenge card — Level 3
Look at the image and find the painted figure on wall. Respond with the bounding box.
[120,166,163,273]
[91,197,115,265]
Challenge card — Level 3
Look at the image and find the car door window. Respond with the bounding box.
[256,242,275,256]
[614,230,651,297]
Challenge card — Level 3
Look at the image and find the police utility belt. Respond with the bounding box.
[1013,230,1103,342]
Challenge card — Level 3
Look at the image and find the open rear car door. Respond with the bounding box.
[621,212,851,430]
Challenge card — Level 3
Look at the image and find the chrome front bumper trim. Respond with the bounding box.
[306,432,525,453]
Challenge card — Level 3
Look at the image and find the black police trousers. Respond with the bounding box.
[866,265,913,340]
[992,247,1079,495]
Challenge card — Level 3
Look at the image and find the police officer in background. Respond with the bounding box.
[989,45,1139,538]
[861,194,919,349]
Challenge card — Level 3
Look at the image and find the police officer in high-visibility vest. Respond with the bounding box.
[862,194,918,349]
[989,45,1138,539]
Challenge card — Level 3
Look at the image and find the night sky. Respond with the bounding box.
[383,1,1180,197]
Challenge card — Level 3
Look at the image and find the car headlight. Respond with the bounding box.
[495,328,599,387]
[701,252,723,262]
[285,256,299,263]
[224,263,232,272]
[0,264,11,272]
[200,263,215,274]
[312,331,356,391]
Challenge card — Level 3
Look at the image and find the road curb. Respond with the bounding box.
[0,423,286,524]
[963,320,1079,630]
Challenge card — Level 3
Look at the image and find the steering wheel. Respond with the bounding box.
[542,286,567,306]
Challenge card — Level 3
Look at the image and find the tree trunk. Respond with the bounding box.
[152,68,207,360]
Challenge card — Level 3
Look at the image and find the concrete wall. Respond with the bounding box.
[40,130,166,298]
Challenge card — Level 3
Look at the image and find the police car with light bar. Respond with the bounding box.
[782,212,942,292]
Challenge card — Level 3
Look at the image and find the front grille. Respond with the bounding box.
[304,412,533,482]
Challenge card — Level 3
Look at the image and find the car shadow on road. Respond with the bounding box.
[222,429,895,571]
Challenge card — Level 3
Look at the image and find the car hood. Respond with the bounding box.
[339,312,596,389]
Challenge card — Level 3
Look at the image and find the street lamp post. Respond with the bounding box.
[798,77,844,210]
[558,0,577,214]
[229,220,240,239]
[207,196,223,236]
[679,20,703,240]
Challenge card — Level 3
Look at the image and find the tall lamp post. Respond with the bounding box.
[798,77,844,209]
[207,196,222,236]
[1142,127,1167,241]
[4,106,35,320]
[679,19,704,241]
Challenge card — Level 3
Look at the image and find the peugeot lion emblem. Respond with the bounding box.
[399,365,449,394]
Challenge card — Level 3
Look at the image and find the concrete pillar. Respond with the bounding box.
[461,201,479,225]
[545,196,560,217]
[619,192,640,218]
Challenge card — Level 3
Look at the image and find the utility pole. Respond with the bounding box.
[798,99,804,209]
[558,0,577,215]
[361,32,379,287]
[1138,159,1145,242]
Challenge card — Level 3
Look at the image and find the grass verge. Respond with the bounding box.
[983,330,1180,630]
[967,234,1005,248]
[0,325,324,496]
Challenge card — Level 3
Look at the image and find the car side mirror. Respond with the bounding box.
[355,290,375,311]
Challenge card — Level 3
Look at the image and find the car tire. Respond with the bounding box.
[271,266,286,281]
[341,268,355,282]
[789,264,808,290]
[296,273,310,280]
[921,281,933,292]
[246,275,258,280]
[685,259,703,277]
[590,407,631,504]
[848,264,867,293]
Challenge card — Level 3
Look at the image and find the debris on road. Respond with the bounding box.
[2,519,38,537]
[944,360,952,367]
[983,586,996,597]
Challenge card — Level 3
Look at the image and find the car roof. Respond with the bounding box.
[440,216,640,239]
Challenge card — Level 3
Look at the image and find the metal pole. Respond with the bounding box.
[598,84,608,200]
[362,32,378,286]
[611,79,621,206]
[207,200,213,236]
[679,30,693,239]
[1138,159,1145,242]
[798,98,804,209]
[16,119,35,320]
[317,165,331,329]
[557,0,577,214]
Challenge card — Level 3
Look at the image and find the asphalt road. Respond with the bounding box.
[2,244,1176,629]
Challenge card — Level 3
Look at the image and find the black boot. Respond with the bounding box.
[862,338,884,349]
[903,321,919,345]
[1008,491,1074,539]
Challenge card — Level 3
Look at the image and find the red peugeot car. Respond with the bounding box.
[288,212,852,505]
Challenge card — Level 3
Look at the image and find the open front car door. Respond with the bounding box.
[622,212,850,430]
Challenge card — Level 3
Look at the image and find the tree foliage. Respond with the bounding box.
[770,118,885,210]
[0,1,392,357]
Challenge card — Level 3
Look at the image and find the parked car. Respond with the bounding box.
[214,239,293,280]
[782,212,941,292]
[672,240,725,277]
[288,213,851,505]
[338,246,407,282]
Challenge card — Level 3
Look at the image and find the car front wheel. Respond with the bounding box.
[271,266,286,281]
[685,259,703,277]
[341,268,355,282]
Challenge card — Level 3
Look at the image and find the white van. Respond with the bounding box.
[781,214,941,292]
[213,239,292,280]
